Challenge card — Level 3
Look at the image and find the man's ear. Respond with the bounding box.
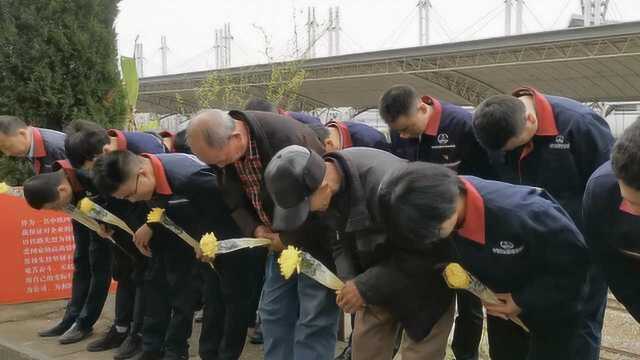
[17,128,29,144]
[230,128,244,141]
[102,144,111,154]
[140,162,154,179]
[523,112,538,137]
[324,138,336,152]
[57,183,71,201]
[525,112,537,126]
[417,100,429,114]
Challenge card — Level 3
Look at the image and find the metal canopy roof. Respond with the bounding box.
[138,21,640,113]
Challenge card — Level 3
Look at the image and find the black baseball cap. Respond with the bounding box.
[265,145,326,231]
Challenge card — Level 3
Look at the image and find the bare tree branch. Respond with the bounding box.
[252,23,273,63]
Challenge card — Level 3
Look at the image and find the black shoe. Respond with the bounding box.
[137,351,163,360]
[86,326,127,352]
[59,323,93,344]
[335,344,352,360]
[114,333,143,360]
[38,319,73,337]
[248,327,263,345]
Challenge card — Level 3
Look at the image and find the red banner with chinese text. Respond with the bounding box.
[0,194,77,304]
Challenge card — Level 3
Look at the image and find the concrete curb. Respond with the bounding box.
[0,336,47,360]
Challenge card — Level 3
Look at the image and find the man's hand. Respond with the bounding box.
[254,225,271,239]
[483,293,522,320]
[196,247,214,263]
[96,224,114,240]
[254,225,285,252]
[134,224,153,257]
[267,234,285,252]
[336,280,366,314]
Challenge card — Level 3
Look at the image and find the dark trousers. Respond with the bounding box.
[112,242,146,335]
[109,201,149,335]
[571,267,607,360]
[487,314,580,360]
[63,222,112,330]
[451,291,484,360]
[199,249,262,360]
[199,250,254,360]
[247,248,267,327]
[142,238,197,358]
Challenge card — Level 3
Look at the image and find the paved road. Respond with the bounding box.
[0,295,637,359]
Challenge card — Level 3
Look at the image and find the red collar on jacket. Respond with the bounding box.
[512,86,559,136]
[141,153,172,195]
[55,160,83,193]
[107,129,128,151]
[31,127,47,158]
[620,199,640,216]
[456,178,486,245]
[422,96,443,136]
[326,120,353,149]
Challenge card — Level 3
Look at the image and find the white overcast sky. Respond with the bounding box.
[115,0,640,77]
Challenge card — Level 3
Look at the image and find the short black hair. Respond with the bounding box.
[379,85,420,123]
[173,129,192,154]
[245,97,276,113]
[92,150,140,195]
[612,118,640,190]
[380,162,463,245]
[307,123,330,143]
[472,95,527,151]
[0,115,28,135]
[64,120,110,168]
[23,171,65,210]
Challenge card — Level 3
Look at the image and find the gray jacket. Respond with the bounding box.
[324,147,453,341]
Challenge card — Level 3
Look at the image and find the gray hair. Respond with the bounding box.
[187,109,236,149]
[0,115,27,135]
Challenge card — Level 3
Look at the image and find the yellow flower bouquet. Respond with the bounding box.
[147,208,201,249]
[78,197,134,235]
[0,182,24,197]
[278,246,344,290]
[199,232,271,261]
[147,208,215,269]
[200,233,219,258]
[443,263,529,332]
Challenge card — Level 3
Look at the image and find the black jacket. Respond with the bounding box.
[325,147,453,341]
[144,153,244,274]
[219,111,333,265]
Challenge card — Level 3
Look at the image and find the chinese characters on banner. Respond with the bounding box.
[0,194,75,304]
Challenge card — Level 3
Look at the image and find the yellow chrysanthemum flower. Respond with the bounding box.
[200,232,219,257]
[78,197,94,214]
[278,246,302,280]
[0,182,9,194]
[147,208,165,223]
[443,263,471,289]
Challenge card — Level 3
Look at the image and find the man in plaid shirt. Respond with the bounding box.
[187,109,339,360]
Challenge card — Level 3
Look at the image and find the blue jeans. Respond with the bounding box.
[260,252,339,360]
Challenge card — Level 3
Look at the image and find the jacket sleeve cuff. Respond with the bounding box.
[353,265,404,305]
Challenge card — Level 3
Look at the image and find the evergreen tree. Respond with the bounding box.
[0,0,126,130]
